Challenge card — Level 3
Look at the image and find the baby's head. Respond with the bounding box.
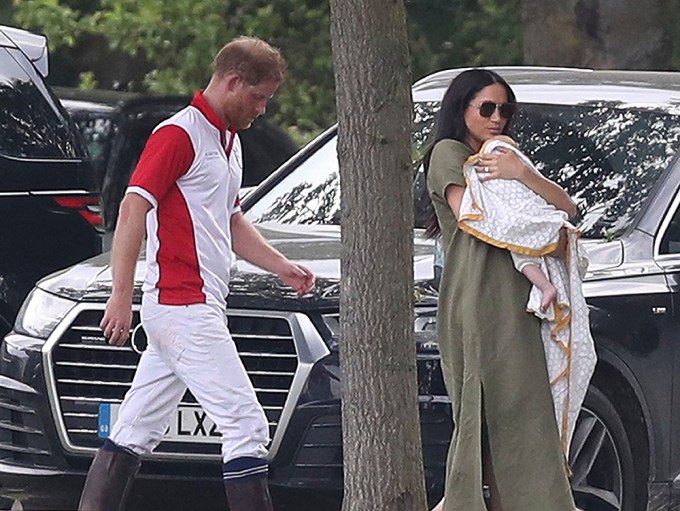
[488,134,517,147]
[474,134,519,158]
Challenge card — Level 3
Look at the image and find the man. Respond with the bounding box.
[78,37,315,511]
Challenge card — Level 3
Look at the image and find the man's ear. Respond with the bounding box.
[224,73,243,92]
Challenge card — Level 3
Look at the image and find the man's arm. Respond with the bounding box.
[100,193,152,346]
[231,212,315,295]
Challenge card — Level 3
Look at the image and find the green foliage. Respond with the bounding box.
[85,0,229,88]
[12,0,334,141]
[236,0,335,141]
[9,0,679,140]
[78,70,98,89]
[406,0,523,80]
[13,0,81,47]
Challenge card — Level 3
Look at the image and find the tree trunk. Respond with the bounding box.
[329,2,427,510]
[522,0,671,69]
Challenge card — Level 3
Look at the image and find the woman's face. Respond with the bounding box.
[463,83,510,152]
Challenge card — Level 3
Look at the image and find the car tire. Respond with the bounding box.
[569,386,636,511]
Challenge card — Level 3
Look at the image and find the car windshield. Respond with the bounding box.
[246,100,680,239]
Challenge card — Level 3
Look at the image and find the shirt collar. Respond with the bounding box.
[191,90,239,134]
[191,90,238,147]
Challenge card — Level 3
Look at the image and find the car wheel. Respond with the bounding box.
[569,386,636,511]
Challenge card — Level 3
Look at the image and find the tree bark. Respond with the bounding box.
[329,1,427,510]
[522,0,671,69]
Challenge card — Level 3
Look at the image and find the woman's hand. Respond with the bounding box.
[475,147,528,182]
[474,148,577,217]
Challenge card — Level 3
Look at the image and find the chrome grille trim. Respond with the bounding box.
[0,401,35,414]
[55,361,137,370]
[57,344,131,351]
[43,303,329,461]
[0,421,42,435]
[61,396,124,404]
[0,442,50,456]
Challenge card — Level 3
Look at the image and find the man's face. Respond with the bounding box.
[225,76,280,130]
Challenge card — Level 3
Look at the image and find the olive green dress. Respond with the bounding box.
[427,139,575,511]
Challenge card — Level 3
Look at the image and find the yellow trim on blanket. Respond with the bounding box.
[462,173,484,215]
[523,235,579,475]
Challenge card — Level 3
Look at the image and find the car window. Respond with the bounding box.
[248,136,341,225]
[247,100,680,240]
[514,103,680,240]
[0,49,78,159]
[659,206,680,255]
[247,103,439,228]
[70,111,115,186]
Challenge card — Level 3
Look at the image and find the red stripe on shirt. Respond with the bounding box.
[156,183,206,304]
[128,123,205,304]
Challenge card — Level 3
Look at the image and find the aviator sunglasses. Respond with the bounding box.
[472,101,516,119]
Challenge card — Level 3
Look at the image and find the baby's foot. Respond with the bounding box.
[539,282,557,312]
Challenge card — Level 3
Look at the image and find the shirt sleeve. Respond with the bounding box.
[426,139,473,200]
[127,125,195,207]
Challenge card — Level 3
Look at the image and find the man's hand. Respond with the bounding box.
[100,292,133,346]
[278,262,315,295]
[100,192,151,346]
[231,212,316,295]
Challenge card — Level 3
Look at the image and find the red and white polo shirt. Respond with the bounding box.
[127,91,242,308]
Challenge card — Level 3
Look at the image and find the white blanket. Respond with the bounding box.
[458,139,597,458]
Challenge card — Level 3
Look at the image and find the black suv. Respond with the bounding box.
[54,88,299,234]
[2,67,680,511]
[0,26,102,340]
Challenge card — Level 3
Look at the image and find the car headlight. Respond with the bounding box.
[13,287,77,339]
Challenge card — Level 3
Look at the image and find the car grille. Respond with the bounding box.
[0,395,55,468]
[48,307,299,457]
[290,403,451,489]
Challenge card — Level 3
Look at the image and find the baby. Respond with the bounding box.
[458,135,568,315]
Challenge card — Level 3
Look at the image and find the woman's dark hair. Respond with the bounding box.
[424,69,516,237]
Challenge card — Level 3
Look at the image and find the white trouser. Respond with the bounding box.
[109,296,270,463]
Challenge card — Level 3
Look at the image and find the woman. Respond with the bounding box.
[426,69,578,511]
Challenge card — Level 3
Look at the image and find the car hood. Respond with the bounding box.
[37,223,439,311]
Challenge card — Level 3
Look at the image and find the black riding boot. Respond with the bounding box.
[224,477,274,511]
[78,445,141,511]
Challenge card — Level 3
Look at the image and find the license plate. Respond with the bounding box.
[98,403,221,443]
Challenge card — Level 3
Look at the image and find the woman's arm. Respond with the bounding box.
[519,168,577,217]
[444,184,465,220]
[477,149,577,217]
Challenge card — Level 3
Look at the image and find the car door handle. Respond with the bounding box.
[651,306,667,315]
